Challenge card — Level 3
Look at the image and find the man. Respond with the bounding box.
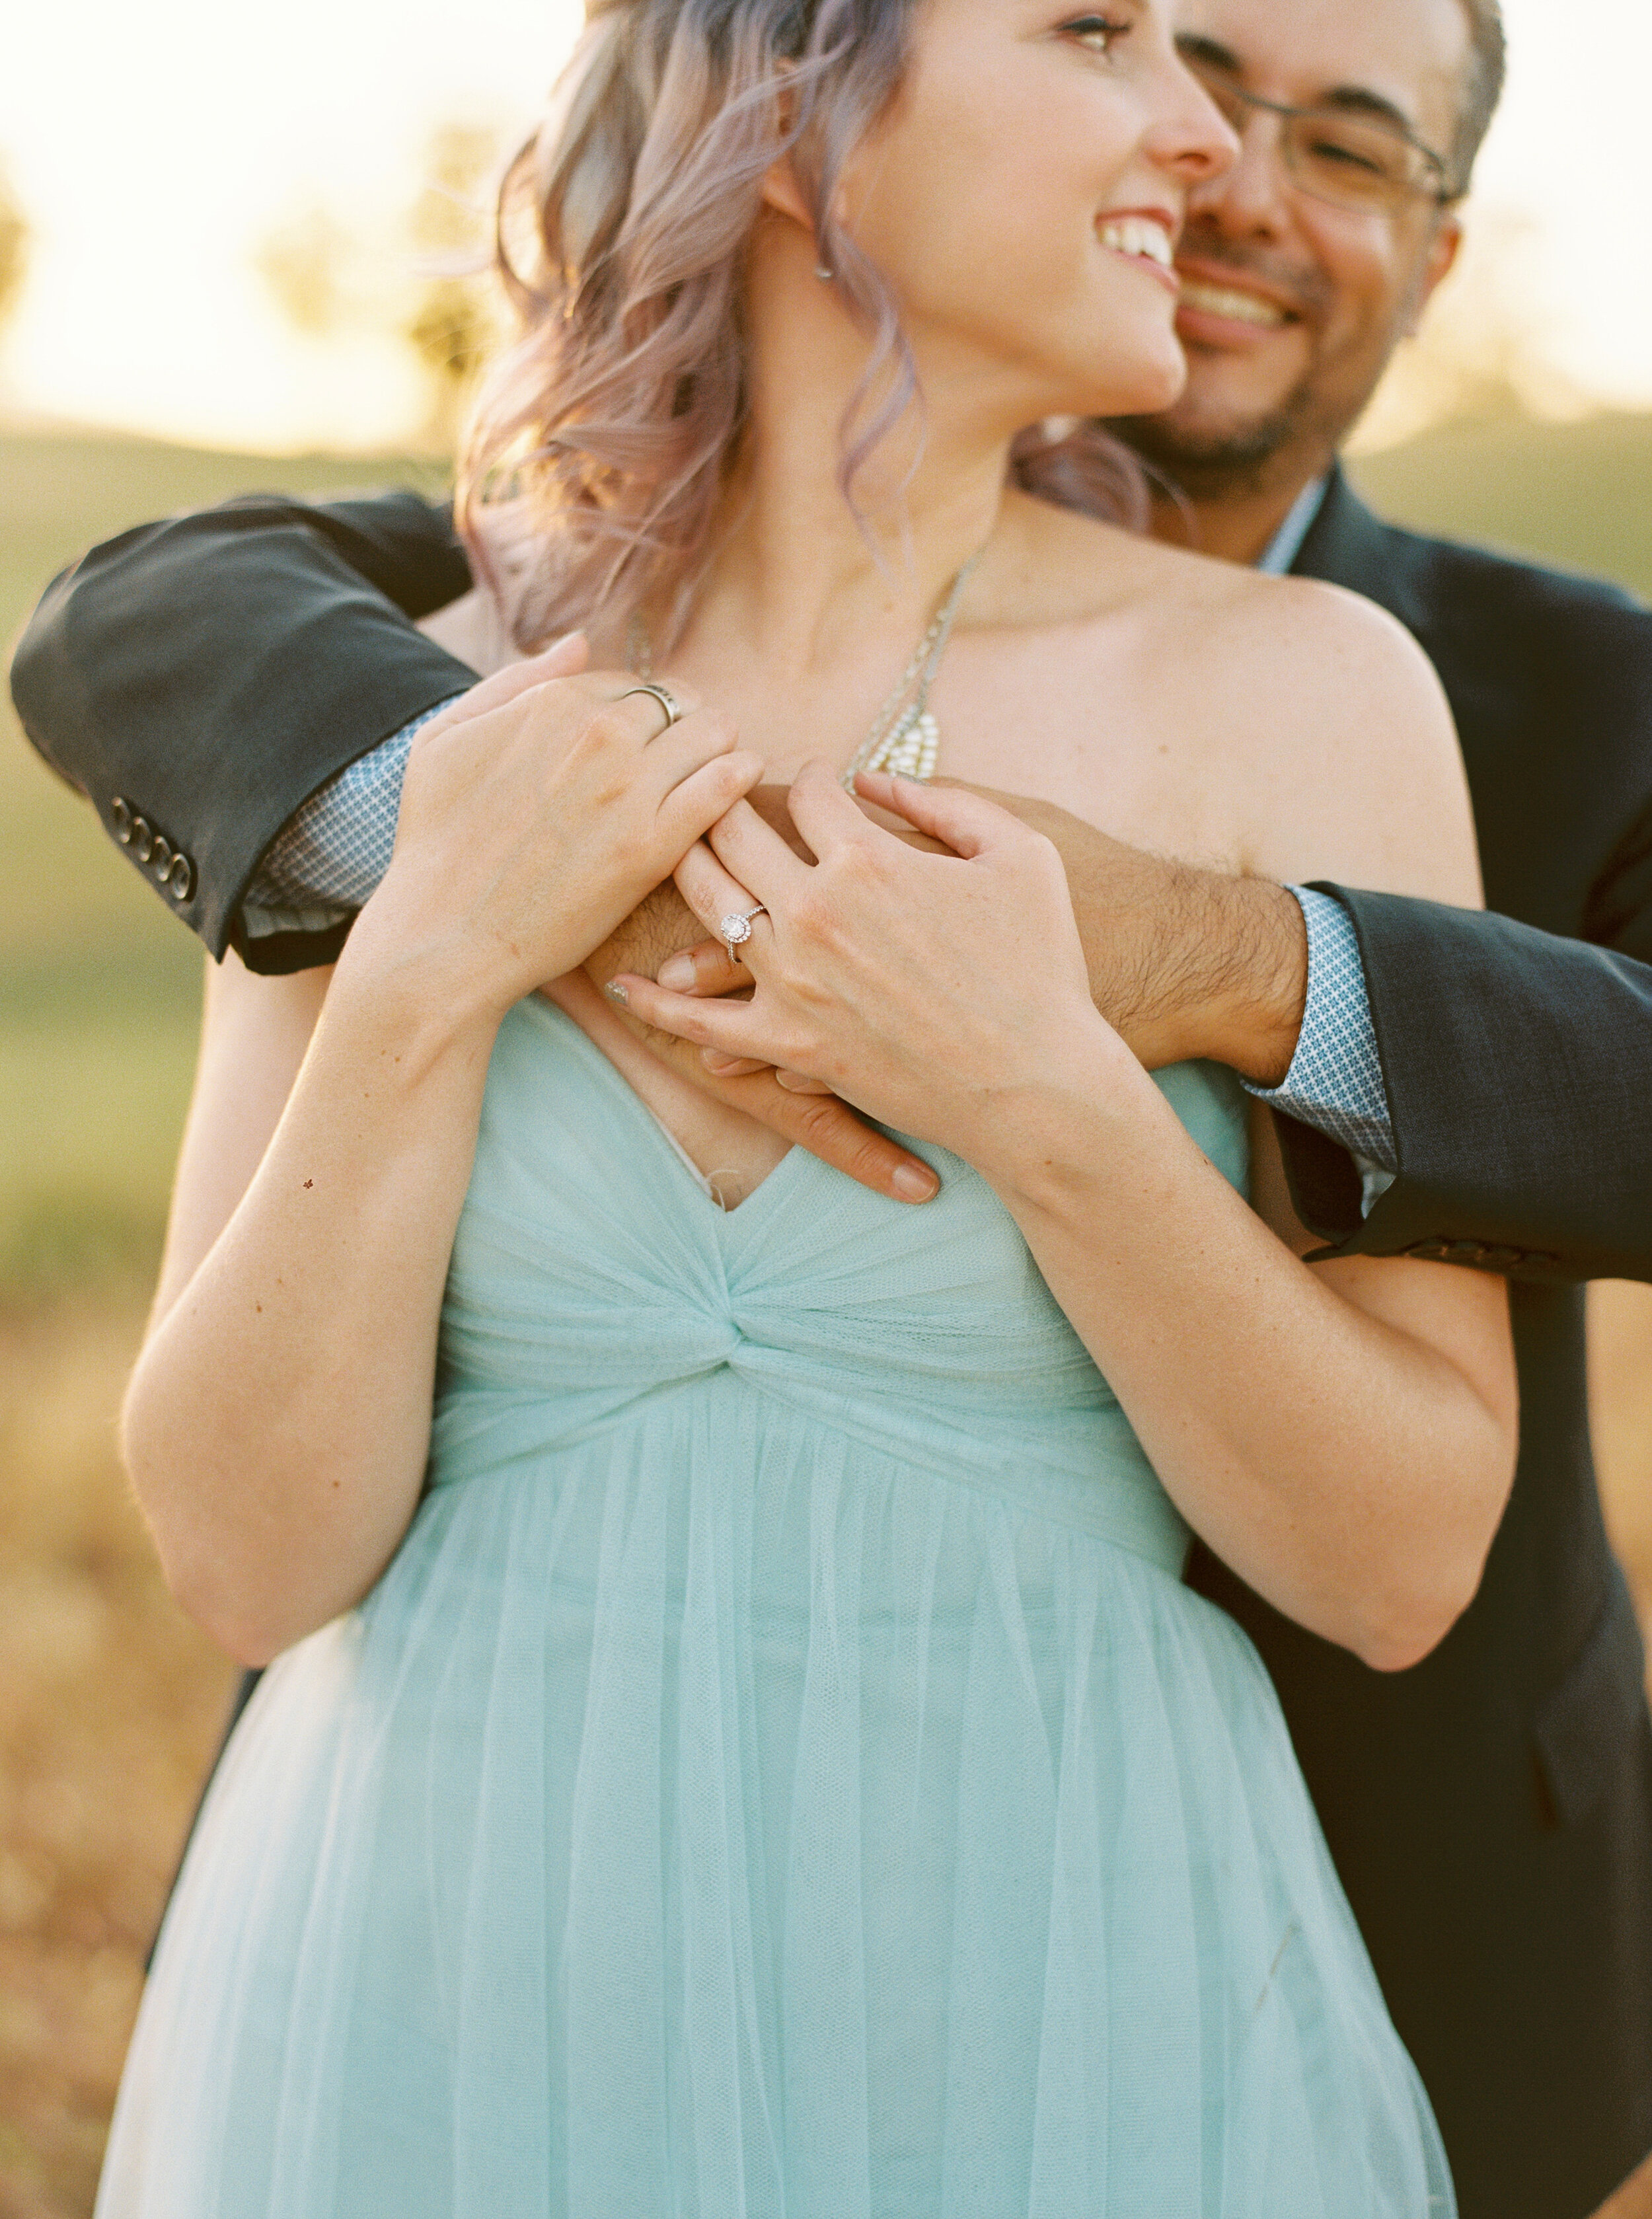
[11,0,1652,2210]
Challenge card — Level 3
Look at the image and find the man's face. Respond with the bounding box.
[1118,0,1468,496]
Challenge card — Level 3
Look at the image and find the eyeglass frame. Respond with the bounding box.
[1181,57,1461,215]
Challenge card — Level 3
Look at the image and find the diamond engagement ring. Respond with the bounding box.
[720,906,766,959]
[617,682,682,735]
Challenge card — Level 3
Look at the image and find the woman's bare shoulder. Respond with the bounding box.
[1039,517,1480,907]
[1195,564,1478,903]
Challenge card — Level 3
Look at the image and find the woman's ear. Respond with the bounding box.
[760,63,819,231]
[759,146,815,227]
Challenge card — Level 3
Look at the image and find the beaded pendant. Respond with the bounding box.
[854,703,940,784]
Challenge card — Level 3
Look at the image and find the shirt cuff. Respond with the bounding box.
[241,693,465,928]
[1244,886,1398,1209]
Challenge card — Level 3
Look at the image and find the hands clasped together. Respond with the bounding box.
[380,632,1115,1200]
[613,763,1106,1172]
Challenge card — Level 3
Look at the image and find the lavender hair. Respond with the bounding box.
[457,0,1146,652]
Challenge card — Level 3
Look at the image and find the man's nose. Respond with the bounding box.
[1187,114,1293,238]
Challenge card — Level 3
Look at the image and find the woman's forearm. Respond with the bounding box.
[124,943,502,1666]
[978,1036,1516,1671]
[123,664,766,1665]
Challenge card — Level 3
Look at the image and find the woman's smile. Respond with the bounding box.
[1095,207,1181,293]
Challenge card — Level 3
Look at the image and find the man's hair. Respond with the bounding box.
[1450,0,1507,195]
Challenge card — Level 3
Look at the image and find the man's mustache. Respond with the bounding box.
[1174,229,1336,326]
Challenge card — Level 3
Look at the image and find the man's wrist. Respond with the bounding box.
[1203,876,1309,1084]
[1145,873,1308,1084]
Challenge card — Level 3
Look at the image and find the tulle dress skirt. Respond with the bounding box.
[96,999,1453,2216]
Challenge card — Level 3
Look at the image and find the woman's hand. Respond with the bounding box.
[352,644,765,1025]
[608,763,1125,1169]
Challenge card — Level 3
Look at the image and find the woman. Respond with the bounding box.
[100,0,1513,2208]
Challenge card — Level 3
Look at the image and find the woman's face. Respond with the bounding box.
[839,0,1238,428]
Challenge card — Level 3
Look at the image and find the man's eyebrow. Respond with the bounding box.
[1174,31,1421,137]
[1176,32,1241,73]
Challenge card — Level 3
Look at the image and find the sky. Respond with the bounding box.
[0,0,1645,453]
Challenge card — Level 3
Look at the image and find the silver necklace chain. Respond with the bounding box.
[628,549,983,792]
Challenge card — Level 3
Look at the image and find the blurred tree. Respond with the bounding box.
[0,157,32,339]
[405,122,505,453]
[248,125,506,456]
[253,202,356,340]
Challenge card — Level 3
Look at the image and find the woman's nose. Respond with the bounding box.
[1145,59,1242,186]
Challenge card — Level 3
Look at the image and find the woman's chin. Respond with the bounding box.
[1077,352,1187,424]
[1053,319,1187,426]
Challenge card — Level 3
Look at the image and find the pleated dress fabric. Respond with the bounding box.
[98,997,1452,2217]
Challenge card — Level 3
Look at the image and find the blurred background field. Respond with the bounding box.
[0,410,1649,2214]
[5,0,1652,2204]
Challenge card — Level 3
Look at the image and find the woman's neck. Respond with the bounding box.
[678,217,1033,687]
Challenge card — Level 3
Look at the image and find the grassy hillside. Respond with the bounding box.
[1349,408,1652,601]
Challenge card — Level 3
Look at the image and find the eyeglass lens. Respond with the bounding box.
[1190,70,1443,213]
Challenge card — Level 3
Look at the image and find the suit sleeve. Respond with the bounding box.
[1275,864,1652,1285]
[7,489,477,970]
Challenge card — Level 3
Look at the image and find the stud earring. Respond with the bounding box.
[815,262,834,281]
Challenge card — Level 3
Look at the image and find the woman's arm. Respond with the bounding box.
[615,617,1519,1673]
[124,668,763,1667]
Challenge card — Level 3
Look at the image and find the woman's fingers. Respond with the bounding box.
[774,1068,835,1094]
[703,796,813,909]
[419,633,592,733]
[656,940,751,997]
[609,670,702,733]
[702,1053,772,1078]
[656,751,768,852]
[607,972,771,1062]
[673,838,773,955]
[851,769,1025,858]
[782,757,892,858]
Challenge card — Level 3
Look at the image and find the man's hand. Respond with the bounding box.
[578,816,940,1205]
[948,784,1308,1085]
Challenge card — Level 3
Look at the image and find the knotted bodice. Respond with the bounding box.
[431,999,1248,1575]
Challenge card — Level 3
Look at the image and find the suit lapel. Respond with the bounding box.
[1287,465,1429,635]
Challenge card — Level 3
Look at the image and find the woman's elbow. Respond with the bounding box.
[121,1384,362,1669]
[1350,1440,1516,1674]
[138,1505,297,1668]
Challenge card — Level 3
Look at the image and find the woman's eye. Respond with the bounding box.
[1061,15,1132,57]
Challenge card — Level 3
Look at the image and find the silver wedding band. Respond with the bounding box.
[720,905,767,960]
[617,682,682,736]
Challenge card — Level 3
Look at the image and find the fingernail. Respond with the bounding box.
[891,1162,939,1203]
[657,953,696,991]
[603,979,628,1005]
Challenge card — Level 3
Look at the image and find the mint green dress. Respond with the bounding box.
[98,997,1452,2216]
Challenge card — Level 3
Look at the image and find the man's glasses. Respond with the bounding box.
[1182,59,1457,217]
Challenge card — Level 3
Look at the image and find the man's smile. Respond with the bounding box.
[1172,252,1316,347]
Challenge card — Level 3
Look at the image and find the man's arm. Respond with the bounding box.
[17,486,1652,1280]
[1285,883,1652,1284]
[9,489,473,971]
[952,786,1652,1289]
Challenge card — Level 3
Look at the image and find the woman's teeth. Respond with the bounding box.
[1096,216,1175,270]
[1178,279,1289,328]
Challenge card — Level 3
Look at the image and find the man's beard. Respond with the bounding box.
[1104,231,1352,504]
[1108,369,1339,505]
